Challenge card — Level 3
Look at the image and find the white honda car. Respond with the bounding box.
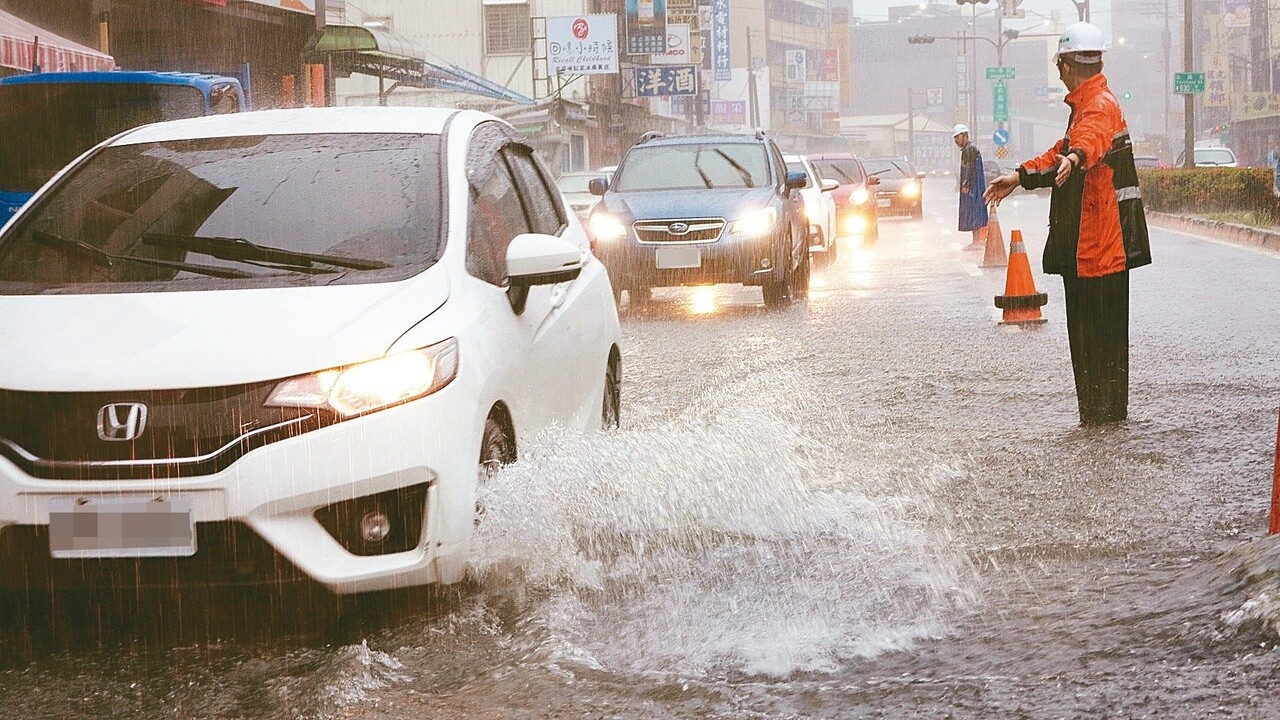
[0,107,621,596]
[783,154,838,267]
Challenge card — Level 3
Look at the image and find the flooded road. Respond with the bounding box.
[2,181,1278,718]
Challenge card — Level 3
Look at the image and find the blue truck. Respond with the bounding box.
[0,70,248,226]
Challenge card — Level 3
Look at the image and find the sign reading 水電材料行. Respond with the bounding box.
[711,0,730,81]
[635,65,698,97]
[547,15,618,75]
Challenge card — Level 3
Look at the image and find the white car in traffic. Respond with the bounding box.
[0,107,621,596]
[784,154,839,267]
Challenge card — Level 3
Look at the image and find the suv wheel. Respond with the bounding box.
[762,236,794,309]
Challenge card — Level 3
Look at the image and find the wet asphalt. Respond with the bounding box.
[1,179,1278,719]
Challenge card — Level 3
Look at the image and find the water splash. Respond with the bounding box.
[470,389,977,679]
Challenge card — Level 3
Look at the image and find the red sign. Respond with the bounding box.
[572,17,589,39]
[823,49,839,82]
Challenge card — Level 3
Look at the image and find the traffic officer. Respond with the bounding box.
[984,21,1151,426]
[952,124,988,247]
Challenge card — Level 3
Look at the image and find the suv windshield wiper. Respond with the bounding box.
[31,230,256,279]
[713,149,755,188]
[142,234,392,272]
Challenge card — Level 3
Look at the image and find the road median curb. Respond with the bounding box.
[1148,211,1280,254]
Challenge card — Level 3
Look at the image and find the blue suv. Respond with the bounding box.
[586,132,810,309]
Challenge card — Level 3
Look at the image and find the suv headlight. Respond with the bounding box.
[850,187,870,205]
[589,212,627,242]
[730,207,777,238]
[266,338,459,418]
[901,181,920,198]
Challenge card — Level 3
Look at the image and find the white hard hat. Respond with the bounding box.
[1055,21,1107,62]
[952,124,969,138]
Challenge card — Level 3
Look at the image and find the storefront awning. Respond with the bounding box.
[305,23,533,105]
[0,8,114,73]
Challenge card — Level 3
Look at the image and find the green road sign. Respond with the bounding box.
[986,66,1015,81]
[993,81,1010,122]
[1174,72,1205,94]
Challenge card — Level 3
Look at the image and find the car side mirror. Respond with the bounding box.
[820,179,839,192]
[784,170,807,190]
[588,177,609,196]
[866,176,881,186]
[505,233,584,314]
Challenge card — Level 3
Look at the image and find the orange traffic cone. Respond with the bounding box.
[994,230,1047,326]
[981,203,1008,268]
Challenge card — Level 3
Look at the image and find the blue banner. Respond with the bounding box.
[711,0,730,82]
[625,0,668,55]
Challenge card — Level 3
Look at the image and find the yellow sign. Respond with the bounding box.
[1234,92,1280,120]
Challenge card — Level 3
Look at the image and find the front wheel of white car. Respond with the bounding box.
[602,349,621,430]
[475,414,515,526]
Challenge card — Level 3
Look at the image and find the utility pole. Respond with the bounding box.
[1183,0,1194,167]
[746,27,761,128]
[907,88,916,164]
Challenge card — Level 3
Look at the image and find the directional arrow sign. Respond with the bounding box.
[1174,72,1205,94]
[986,66,1015,81]
[993,128,1011,146]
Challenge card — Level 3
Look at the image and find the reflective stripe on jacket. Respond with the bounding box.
[1016,74,1146,278]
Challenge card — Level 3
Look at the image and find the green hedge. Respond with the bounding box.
[1137,167,1280,222]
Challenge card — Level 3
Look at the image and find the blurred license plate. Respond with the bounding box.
[655,246,701,269]
[876,198,891,207]
[48,497,196,558]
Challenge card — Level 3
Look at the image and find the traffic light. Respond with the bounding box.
[956,0,992,5]
[908,35,936,44]
[999,0,1025,17]
[1121,91,1132,100]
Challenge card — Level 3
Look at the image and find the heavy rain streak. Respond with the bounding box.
[0,0,1277,718]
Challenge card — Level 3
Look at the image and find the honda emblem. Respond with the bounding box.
[97,403,148,442]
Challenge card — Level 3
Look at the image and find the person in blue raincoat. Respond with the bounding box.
[953,124,988,246]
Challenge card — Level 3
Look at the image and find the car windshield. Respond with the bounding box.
[613,143,770,191]
[812,158,864,185]
[0,82,207,193]
[0,132,443,295]
[863,158,911,177]
[785,161,814,188]
[556,174,596,194]
[1195,148,1236,165]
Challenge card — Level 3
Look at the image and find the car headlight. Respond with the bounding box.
[850,187,869,205]
[731,207,777,238]
[900,181,920,199]
[589,212,627,242]
[844,215,868,235]
[266,338,459,418]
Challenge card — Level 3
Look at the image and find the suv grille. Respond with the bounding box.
[633,218,725,244]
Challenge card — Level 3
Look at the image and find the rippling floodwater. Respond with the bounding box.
[2,185,1278,718]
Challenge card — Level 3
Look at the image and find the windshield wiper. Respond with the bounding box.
[692,148,714,188]
[31,230,256,279]
[142,234,392,271]
[713,149,755,188]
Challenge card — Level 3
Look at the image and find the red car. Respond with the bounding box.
[805,153,880,244]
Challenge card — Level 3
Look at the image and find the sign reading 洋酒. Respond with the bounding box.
[635,65,698,96]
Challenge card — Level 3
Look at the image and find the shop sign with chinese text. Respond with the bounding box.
[635,65,699,96]
[547,15,618,75]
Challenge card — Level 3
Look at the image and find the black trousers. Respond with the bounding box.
[1062,271,1129,424]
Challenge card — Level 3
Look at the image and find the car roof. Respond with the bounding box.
[807,153,860,160]
[639,133,765,147]
[782,154,811,162]
[110,107,462,146]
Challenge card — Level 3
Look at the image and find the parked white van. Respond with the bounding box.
[0,107,621,596]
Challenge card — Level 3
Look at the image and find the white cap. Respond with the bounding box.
[952,124,969,138]
[1055,21,1107,62]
